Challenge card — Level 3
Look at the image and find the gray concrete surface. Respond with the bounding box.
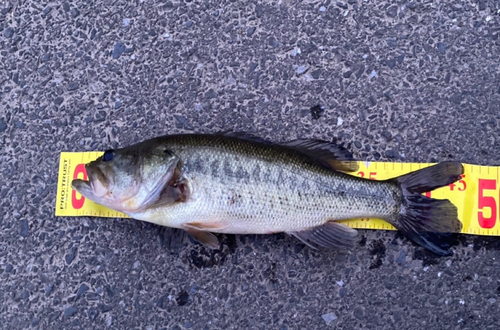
[1,0,500,329]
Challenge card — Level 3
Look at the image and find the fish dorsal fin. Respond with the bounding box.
[217,131,274,145]
[219,132,358,172]
[283,139,359,172]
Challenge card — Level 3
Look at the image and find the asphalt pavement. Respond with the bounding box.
[1,1,499,329]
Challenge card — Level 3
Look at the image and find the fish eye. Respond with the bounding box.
[103,149,115,162]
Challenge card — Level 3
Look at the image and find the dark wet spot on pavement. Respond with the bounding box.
[413,248,440,266]
[473,236,500,251]
[369,239,386,269]
[176,290,189,306]
[310,105,324,120]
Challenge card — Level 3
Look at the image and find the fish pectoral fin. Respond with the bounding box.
[183,228,220,248]
[282,139,359,172]
[289,222,358,250]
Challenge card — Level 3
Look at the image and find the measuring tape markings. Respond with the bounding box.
[55,152,500,236]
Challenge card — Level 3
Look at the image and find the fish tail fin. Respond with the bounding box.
[389,161,464,256]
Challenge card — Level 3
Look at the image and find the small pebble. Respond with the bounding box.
[322,312,337,324]
[247,27,256,37]
[337,117,344,126]
[113,42,126,59]
[65,246,77,265]
[105,315,113,326]
[19,219,28,237]
[385,149,400,159]
[437,42,446,54]
[31,317,40,327]
[0,118,6,132]
[63,306,78,318]
[291,47,301,56]
[42,6,52,17]
[296,65,308,75]
[70,8,80,18]
[386,58,396,69]
[3,27,14,38]
[49,311,60,323]
[88,309,99,320]
[67,82,79,91]
[311,69,321,79]
[76,284,89,300]
[395,250,406,265]
[386,5,398,17]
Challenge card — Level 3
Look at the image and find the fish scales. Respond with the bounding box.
[135,135,400,234]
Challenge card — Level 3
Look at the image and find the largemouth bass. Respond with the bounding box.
[72,133,464,255]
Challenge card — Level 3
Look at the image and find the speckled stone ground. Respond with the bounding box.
[1,1,500,329]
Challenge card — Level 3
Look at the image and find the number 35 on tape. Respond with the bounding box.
[55,152,500,236]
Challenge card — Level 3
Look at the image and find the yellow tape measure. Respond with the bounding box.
[55,152,500,236]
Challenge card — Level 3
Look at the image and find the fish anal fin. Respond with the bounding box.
[289,222,358,250]
[283,139,359,172]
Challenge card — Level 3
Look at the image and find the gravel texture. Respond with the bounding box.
[1,0,499,329]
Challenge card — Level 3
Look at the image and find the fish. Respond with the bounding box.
[71,133,464,256]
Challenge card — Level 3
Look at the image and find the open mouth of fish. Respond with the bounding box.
[72,167,108,199]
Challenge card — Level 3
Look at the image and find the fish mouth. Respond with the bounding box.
[71,178,94,199]
[71,166,110,200]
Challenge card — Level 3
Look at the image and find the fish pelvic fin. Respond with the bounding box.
[184,228,220,248]
[389,161,464,256]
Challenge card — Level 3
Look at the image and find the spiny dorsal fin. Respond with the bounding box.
[217,131,275,145]
[219,132,358,173]
[283,139,359,172]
